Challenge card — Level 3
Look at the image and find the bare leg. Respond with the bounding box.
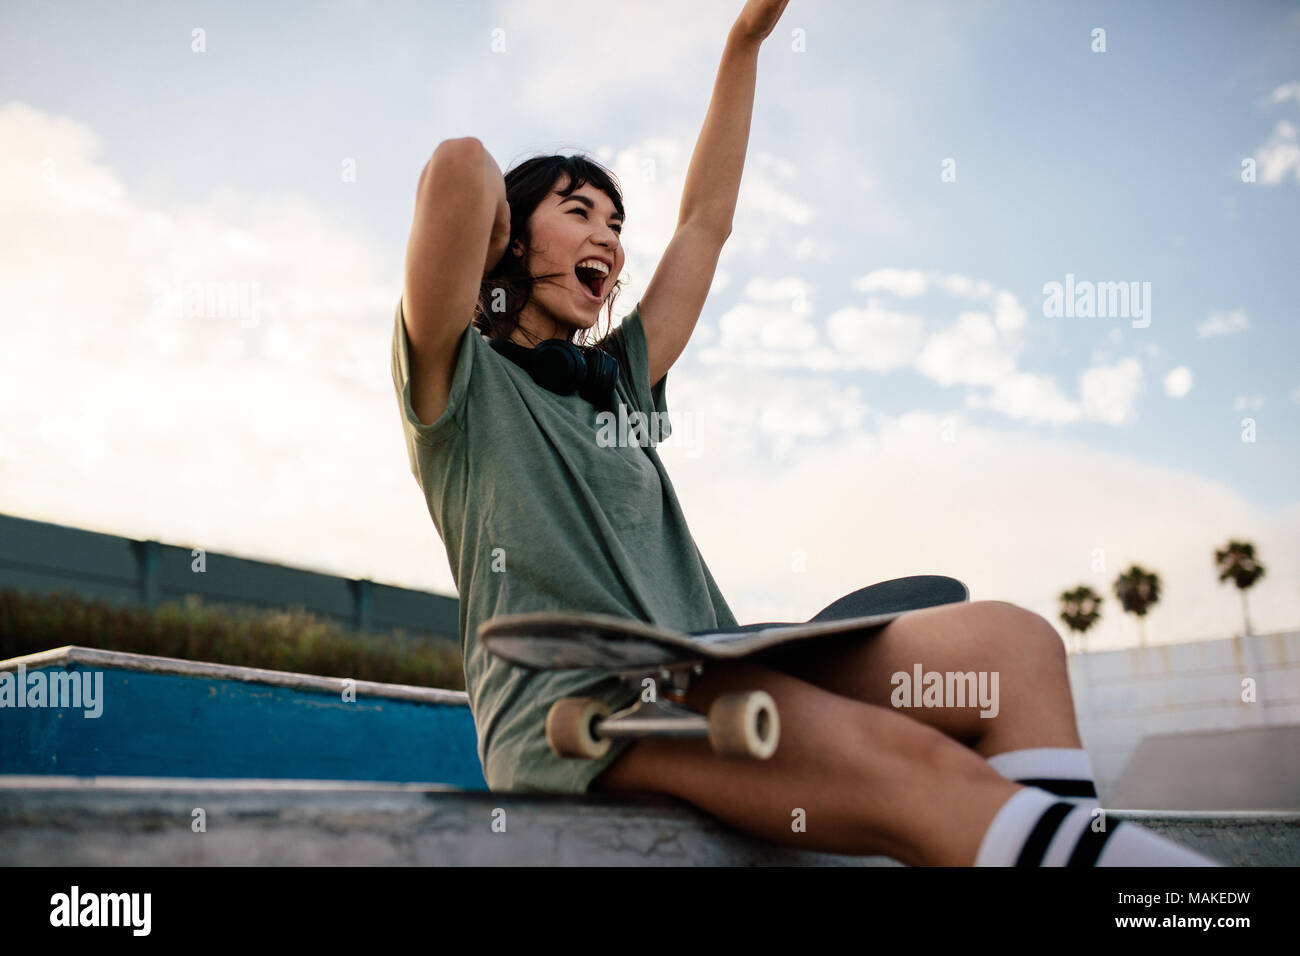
[752,600,1083,757]
[591,657,1025,866]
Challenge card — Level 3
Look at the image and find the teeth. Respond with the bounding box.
[575,258,610,276]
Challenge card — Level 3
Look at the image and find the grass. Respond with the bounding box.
[0,588,465,691]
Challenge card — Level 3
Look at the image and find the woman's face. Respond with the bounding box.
[510,175,625,341]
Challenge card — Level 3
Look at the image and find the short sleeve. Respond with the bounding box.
[596,301,670,434]
[390,298,476,455]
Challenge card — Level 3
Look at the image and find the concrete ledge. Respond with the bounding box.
[1103,809,1300,866]
[0,775,898,866]
[1,645,469,705]
[4,776,1296,866]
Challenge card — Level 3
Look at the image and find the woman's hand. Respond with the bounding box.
[731,0,791,45]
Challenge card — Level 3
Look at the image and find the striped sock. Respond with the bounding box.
[986,747,1099,805]
[974,787,1222,866]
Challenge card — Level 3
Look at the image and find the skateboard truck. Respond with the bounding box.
[545,660,780,761]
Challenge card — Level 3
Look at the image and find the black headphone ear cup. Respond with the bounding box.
[531,340,586,393]
[580,349,620,408]
[489,335,617,409]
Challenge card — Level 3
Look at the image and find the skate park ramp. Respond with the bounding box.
[0,645,485,788]
[1110,724,1300,811]
[3,646,1298,865]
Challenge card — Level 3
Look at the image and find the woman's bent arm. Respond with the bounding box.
[402,138,508,426]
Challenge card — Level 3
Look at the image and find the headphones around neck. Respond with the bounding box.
[489,336,621,411]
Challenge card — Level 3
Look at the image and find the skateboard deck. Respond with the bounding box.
[481,574,969,670]
[479,574,969,761]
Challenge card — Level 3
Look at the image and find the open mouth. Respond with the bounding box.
[574,260,609,300]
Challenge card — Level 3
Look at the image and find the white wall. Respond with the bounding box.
[1067,630,1300,800]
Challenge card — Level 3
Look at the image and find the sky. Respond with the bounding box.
[1,0,1297,651]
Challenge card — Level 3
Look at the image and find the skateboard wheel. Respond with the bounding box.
[707,691,779,759]
[546,698,611,759]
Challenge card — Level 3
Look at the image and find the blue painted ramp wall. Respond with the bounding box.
[0,647,486,790]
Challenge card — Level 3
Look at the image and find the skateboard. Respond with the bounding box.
[479,574,969,761]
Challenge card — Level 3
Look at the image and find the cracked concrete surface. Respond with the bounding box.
[0,776,899,865]
[2,777,1293,865]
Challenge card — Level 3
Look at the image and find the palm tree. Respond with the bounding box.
[1113,565,1161,647]
[1214,540,1266,637]
[1058,585,1104,653]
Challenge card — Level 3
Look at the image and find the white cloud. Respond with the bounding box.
[791,236,836,260]
[742,276,814,311]
[849,268,998,302]
[824,301,927,371]
[914,311,1017,387]
[663,364,870,464]
[1255,119,1300,185]
[735,162,816,226]
[1164,366,1193,397]
[717,159,824,267]
[712,265,1110,430]
[852,267,930,298]
[941,273,995,300]
[694,346,844,370]
[983,373,1081,425]
[1080,358,1143,425]
[711,301,820,353]
[993,289,1027,332]
[1196,309,1249,337]
[699,279,1036,386]
[1272,81,1300,105]
[753,152,798,180]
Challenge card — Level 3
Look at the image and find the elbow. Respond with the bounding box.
[419,138,487,195]
[707,221,734,244]
[433,136,485,160]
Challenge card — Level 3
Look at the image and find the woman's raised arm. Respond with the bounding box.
[638,0,792,387]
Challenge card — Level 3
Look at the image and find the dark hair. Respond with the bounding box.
[473,154,627,349]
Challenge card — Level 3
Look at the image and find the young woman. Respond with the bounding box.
[392,0,1219,867]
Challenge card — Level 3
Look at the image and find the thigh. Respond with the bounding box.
[589,656,1013,864]
[748,600,1073,744]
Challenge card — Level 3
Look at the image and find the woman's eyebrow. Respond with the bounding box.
[561,194,623,222]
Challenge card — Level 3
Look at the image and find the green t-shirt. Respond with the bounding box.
[390,299,736,792]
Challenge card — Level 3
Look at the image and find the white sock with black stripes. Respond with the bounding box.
[986,747,1100,806]
[974,787,1222,866]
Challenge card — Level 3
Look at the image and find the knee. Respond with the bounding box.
[969,600,1068,670]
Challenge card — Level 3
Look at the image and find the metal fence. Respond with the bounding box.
[0,512,459,643]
